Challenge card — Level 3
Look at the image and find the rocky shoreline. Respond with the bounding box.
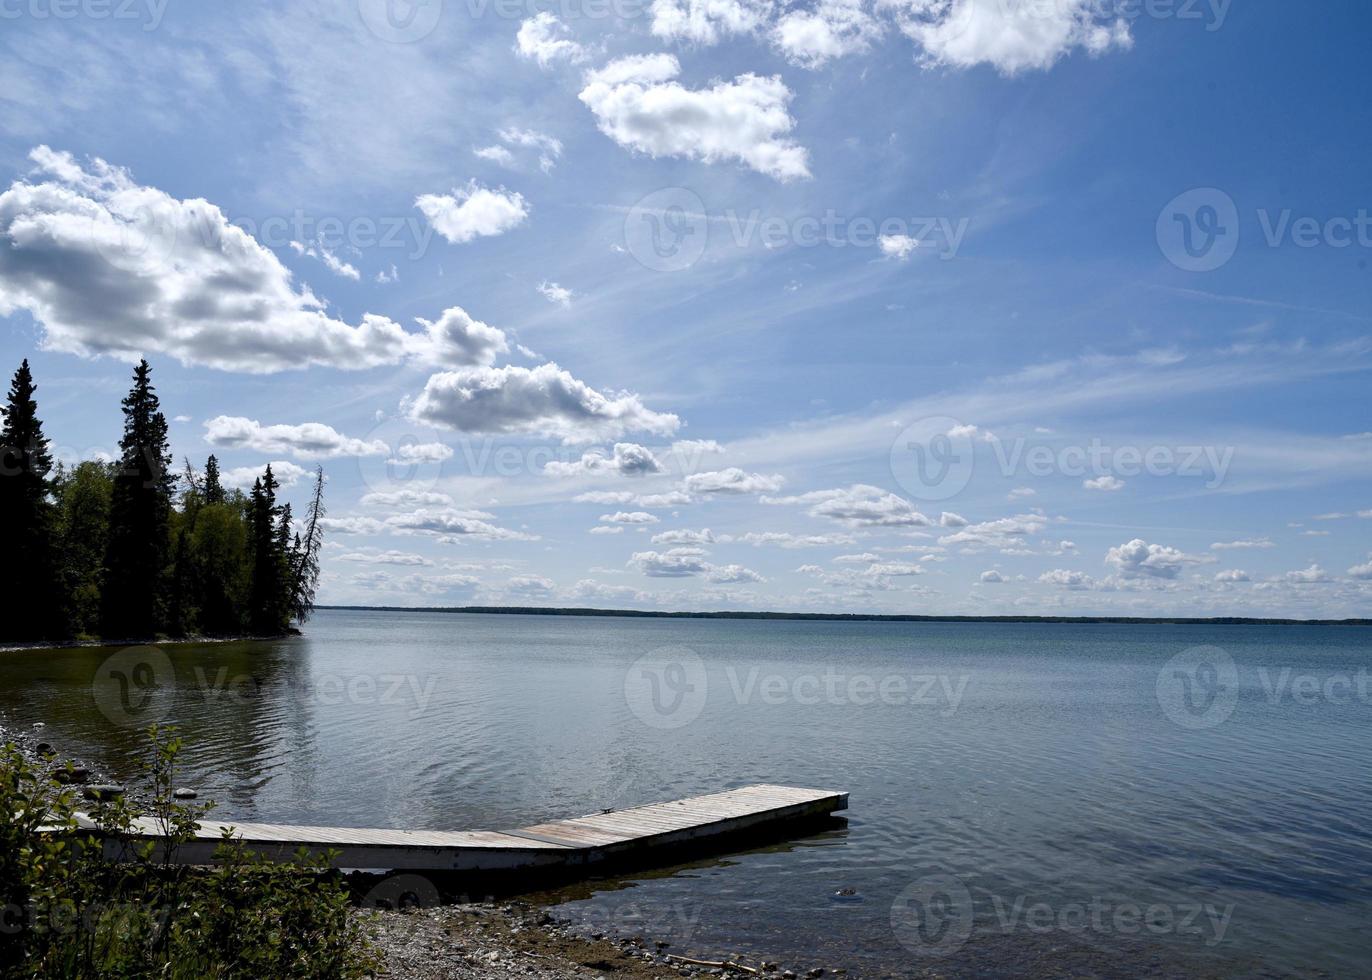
[364,901,842,979]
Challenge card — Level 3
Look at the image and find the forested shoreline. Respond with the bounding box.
[0,359,324,644]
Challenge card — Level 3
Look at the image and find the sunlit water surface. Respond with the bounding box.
[2,610,1369,977]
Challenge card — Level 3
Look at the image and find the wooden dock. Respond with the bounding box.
[87,784,847,875]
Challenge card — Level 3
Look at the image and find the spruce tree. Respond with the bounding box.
[247,467,285,634]
[0,360,66,639]
[203,454,224,504]
[101,360,174,638]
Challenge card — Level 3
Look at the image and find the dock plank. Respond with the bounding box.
[93,784,848,877]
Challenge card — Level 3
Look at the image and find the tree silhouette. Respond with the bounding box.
[0,360,65,638]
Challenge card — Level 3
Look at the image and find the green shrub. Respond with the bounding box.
[1,729,375,979]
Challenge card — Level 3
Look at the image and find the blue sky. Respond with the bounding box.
[1,0,1369,616]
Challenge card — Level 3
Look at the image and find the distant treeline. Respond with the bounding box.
[321,605,1372,627]
[0,359,325,643]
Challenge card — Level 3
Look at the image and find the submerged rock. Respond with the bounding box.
[173,787,198,800]
[83,784,126,801]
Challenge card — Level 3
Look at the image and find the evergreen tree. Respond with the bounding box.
[101,360,174,638]
[288,466,326,624]
[0,360,66,638]
[203,454,224,504]
[247,466,286,634]
[53,461,114,636]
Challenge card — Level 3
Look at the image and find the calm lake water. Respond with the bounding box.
[2,610,1370,977]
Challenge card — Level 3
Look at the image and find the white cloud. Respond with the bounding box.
[337,549,433,566]
[386,508,539,541]
[1009,487,1036,499]
[630,547,712,577]
[650,0,772,44]
[499,128,564,173]
[1039,568,1094,589]
[652,528,716,545]
[1348,557,1372,580]
[939,511,969,527]
[409,362,681,444]
[220,460,310,490]
[289,239,360,280]
[708,563,766,583]
[0,147,435,373]
[736,531,857,548]
[474,145,516,166]
[415,181,529,244]
[939,513,1044,548]
[1284,564,1331,584]
[765,484,930,527]
[895,0,1133,75]
[408,307,510,366]
[204,416,387,459]
[685,467,785,495]
[545,442,664,477]
[1215,570,1250,583]
[1105,539,1205,580]
[576,488,693,508]
[515,13,588,67]
[578,54,810,182]
[538,281,573,306]
[600,511,660,524]
[359,489,454,508]
[979,570,1005,583]
[1210,538,1275,551]
[1083,475,1125,492]
[507,575,556,597]
[772,0,881,67]
[388,442,454,465]
[590,524,624,534]
[878,234,919,260]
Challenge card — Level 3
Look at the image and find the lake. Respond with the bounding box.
[2,610,1369,977]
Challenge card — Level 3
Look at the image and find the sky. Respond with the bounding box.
[1,0,1370,617]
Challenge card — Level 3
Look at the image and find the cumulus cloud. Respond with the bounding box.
[545,443,663,477]
[576,488,693,508]
[600,511,660,524]
[1348,556,1372,580]
[939,511,968,527]
[736,531,857,548]
[507,575,556,597]
[516,13,588,67]
[0,147,442,373]
[590,525,624,534]
[415,181,528,244]
[220,460,309,490]
[895,0,1133,75]
[359,489,454,508]
[1215,570,1250,583]
[708,563,766,584]
[386,508,539,541]
[408,363,680,444]
[1039,568,1094,589]
[1284,564,1331,584]
[1105,539,1206,580]
[204,417,387,459]
[685,468,785,495]
[578,54,810,182]
[388,442,454,465]
[765,484,929,527]
[979,570,1005,583]
[650,0,771,43]
[652,528,717,545]
[630,547,712,577]
[1083,475,1125,492]
[337,549,434,566]
[408,307,510,366]
[939,513,1044,548]
[773,0,881,66]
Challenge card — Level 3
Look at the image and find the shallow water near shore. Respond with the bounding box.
[2,609,1369,977]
